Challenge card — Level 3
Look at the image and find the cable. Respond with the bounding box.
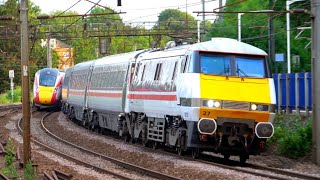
[123,0,216,23]
[56,0,82,17]
[123,0,215,11]
[208,1,310,31]
[53,0,102,35]
[213,0,247,11]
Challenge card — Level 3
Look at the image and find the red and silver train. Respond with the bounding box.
[33,68,65,109]
[62,38,276,163]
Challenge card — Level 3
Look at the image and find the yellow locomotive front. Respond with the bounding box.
[177,39,276,162]
[196,51,275,161]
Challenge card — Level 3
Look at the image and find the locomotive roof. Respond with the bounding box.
[190,38,267,56]
[94,50,145,66]
[70,38,267,71]
[71,50,145,71]
[139,38,267,60]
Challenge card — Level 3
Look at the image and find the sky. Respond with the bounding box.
[30,0,224,24]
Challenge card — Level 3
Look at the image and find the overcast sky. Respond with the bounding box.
[30,0,224,24]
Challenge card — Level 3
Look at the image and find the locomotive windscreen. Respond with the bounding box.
[39,69,58,86]
[199,53,266,78]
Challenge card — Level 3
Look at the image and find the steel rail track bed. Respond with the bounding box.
[33,111,182,180]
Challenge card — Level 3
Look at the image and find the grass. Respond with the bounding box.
[268,114,312,159]
[0,86,33,104]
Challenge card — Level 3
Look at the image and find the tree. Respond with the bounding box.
[206,0,311,73]
[152,9,200,47]
[0,0,41,94]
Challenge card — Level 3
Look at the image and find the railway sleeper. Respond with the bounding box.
[16,147,38,169]
[54,169,73,180]
[43,171,55,180]
[0,172,9,180]
[0,143,5,155]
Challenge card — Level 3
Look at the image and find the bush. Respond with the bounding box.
[0,86,30,104]
[24,160,35,180]
[268,114,312,159]
[1,138,18,179]
[5,86,22,103]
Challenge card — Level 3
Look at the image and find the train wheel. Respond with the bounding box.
[191,148,200,159]
[177,147,183,156]
[224,154,230,160]
[240,154,249,164]
[177,134,185,156]
[90,113,98,131]
[141,123,148,147]
[142,139,149,147]
[124,133,131,143]
[152,142,158,150]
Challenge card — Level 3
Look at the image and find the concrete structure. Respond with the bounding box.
[55,40,74,70]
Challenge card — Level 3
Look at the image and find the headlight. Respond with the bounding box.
[251,103,269,111]
[203,100,221,108]
[207,100,214,107]
[214,101,221,108]
[251,104,257,110]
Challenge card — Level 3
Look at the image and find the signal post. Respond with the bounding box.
[20,0,31,166]
[311,0,320,165]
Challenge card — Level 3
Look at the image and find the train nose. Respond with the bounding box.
[39,87,54,105]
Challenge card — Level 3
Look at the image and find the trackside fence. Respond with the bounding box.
[273,72,312,116]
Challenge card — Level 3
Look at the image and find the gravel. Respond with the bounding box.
[1,109,320,179]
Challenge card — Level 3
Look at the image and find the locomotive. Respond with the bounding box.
[62,38,276,163]
[33,68,65,109]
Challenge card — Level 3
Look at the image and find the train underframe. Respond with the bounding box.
[62,103,266,163]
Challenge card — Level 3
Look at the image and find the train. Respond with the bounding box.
[33,68,65,109]
[61,38,276,163]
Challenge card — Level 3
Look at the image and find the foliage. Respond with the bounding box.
[1,138,18,179]
[152,9,201,46]
[0,0,43,94]
[207,0,311,73]
[0,86,22,104]
[24,160,35,180]
[268,114,312,159]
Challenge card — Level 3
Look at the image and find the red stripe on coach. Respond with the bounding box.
[88,91,122,98]
[127,94,176,101]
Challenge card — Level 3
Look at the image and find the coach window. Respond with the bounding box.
[172,61,178,81]
[141,64,146,81]
[154,63,162,81]
[135,63,140,76]
[103,71,108,88]
[181,56,188,73]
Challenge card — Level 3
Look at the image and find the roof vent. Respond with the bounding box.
[165,41,176,49]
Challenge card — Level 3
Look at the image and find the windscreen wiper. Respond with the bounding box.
[218,66,230,76]
[236,65,248,77]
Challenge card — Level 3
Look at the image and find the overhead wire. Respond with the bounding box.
[123,0,216,23]
[29,0,83,61]
[208,1,310,31]
[56,0,82,17]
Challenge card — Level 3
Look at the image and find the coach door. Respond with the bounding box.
[84,64,94,108]
[122,61,135,112]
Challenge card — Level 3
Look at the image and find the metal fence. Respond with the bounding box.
[273,72,312,115]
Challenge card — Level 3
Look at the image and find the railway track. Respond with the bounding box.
[0,104,20,117]
[192,153,320,180]
[8,106,319,180]
[19,111,182,180]
[52,111,320,180]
